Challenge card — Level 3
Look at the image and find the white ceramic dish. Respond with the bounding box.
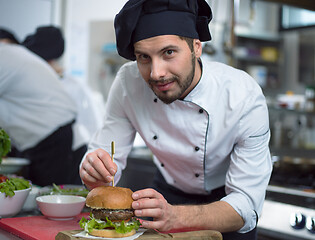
[36,195,86,220]
[0,187,31,218]
[0,157,30,174]
[22,185,40,211]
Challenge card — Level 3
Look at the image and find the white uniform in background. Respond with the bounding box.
[0,43,76,151]
[0,43,86,186]
[60,73,106,143]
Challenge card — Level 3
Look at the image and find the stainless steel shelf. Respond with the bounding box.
[270,147,315,158]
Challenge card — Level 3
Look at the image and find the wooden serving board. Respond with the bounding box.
[55,229,223,240]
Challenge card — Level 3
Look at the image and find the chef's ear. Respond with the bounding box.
[194,39,202,58]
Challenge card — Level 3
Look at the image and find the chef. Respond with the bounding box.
[0,28,20,44]
[79,0,272,239]
[0,30,86,186]
[23,25,105,147]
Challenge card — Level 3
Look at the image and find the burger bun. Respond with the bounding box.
[86,186,134,209]
[90,228,136,238]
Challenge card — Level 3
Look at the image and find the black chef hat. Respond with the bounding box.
[0,28,20,44]
[23,26,64,61]
[114,0,212,61]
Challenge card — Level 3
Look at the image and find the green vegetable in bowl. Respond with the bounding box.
[0,128,11,165]
[0,178,31,197]
[49,183,89,197]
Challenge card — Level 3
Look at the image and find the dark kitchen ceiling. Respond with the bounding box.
[257,0,315,11]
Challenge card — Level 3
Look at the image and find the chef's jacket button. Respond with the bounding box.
[154,98,158,102]
[161,163,164,167]
[195,173,200,178]
[153,135,158,140]
[195,146,200,151]
[199,109,204,113]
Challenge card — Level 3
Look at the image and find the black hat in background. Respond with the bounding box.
[23,26,64,61]
[0,28,20,44]
[114,0,212,61]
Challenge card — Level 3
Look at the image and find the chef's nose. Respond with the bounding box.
[150,59,166,81]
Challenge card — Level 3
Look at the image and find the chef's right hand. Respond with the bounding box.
[79,148,117,190]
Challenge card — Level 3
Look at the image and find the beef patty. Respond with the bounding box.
[91,208,134,221]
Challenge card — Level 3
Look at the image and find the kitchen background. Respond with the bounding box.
[1,0,315,239]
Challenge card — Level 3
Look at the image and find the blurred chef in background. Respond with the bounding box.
[0,28,20,44]
[22,25,105,142]
[0,28,86,186]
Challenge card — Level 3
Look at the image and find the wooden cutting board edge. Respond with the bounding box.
[55,229,223,240]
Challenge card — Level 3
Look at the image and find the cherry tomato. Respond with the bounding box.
[0,174,9,183]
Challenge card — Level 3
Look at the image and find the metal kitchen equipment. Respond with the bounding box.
[259,105,315,239]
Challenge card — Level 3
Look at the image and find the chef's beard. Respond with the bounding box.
[148,53,196,104]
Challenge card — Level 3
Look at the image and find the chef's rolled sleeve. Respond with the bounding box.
[222,128,272,233]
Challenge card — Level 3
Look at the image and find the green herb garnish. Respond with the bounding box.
[0,128,11,165]
[0,177,30,197]
[45,183,88,197]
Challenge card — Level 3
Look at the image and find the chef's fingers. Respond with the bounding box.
[133,197,164,210]
[138,209,174,232]
[80,167,109,190]
[140,219,165,231]
[80,167,99,183]
[134,207,163,219]
[81,159,104,182]
[132,188,164,201]
[83,149,116,183]
[95,148,117,176]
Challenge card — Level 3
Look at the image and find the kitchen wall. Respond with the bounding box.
[62,0,127,89]
[0,0,314,101]
[0,0,56,42]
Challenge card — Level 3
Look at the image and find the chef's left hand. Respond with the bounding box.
[132,188,175,232]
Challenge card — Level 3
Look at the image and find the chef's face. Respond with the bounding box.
[134,35,202,104]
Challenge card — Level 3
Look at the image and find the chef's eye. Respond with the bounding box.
[165,50,174,56]
[136,54,150,63]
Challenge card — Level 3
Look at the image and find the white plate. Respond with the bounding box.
[0,157,30,174]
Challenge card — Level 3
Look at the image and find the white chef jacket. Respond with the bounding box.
[86,57,272,233]
[60,74,105,142]
[0,44,77,151]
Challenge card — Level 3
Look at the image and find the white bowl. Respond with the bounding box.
[36,195,86,220]
[22,185,40,211]
[0,187,31,218]
[0,157,30,174]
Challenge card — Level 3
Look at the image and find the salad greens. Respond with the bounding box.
[0,128,11,164]
[46,183,89,197]
[80,214,141,234]
[0,177,30,197]
[0,128,30,197]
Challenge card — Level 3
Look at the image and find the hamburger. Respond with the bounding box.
[79,186,141,238]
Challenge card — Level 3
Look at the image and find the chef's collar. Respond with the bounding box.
[114,0,212,61]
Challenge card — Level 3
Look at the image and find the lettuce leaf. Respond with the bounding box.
[80,214,141,234]
[0,128,11,164]
[0,178,30,197]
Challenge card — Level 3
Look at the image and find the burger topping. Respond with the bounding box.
[91,208,134,221]
[79,214,141,234]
